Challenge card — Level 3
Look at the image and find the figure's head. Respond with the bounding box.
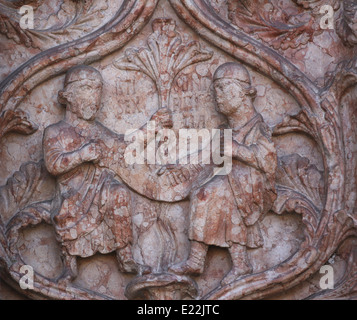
[58,65,103,121]
[213,62,257,116]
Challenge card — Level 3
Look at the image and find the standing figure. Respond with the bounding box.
[43,65,154,282]
[170,62,277,285]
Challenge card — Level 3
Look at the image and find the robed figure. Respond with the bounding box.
[170,62,277,285]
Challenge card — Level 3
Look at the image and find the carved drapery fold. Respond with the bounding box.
[0,0,356,300]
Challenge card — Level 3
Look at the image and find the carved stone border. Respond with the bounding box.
[0,0,356,300]
[0,0,160,115]
[169,0,357,300]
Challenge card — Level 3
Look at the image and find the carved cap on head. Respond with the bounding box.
[63,65,103,88]
[213,62,251,86]
[58,65,103,105]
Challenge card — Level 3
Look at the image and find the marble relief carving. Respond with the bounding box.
[0,0,356,300]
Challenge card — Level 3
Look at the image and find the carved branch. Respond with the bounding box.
[294,0,357,47]
[6,201,52,255]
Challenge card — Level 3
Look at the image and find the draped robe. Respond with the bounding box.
[43,121,131,257]
[189,114,277,248]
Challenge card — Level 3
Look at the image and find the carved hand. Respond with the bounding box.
[80,140,103,163]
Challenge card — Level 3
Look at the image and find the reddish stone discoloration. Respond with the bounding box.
[196,187,206,201]
[0,0,357,301]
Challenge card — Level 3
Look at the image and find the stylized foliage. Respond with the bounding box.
[0,109,38,139]
[0,0,105,49]
[273,154,324,242]
[0,161,49,225]
[227,0,316,50]
[114,18,213,109]
[0,161,53,269]
[336,0,357,47]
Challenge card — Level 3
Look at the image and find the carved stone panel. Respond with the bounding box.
[0,0,356,300]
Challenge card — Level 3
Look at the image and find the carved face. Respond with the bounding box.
[64,79,103,121]
[213,79,245,115]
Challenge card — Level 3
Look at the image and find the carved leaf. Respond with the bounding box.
[0,161,50,225]
[114,18,213,109]
[0,109,38,139]
[336,0,357,47]
[276,154,324,208]
[273,110,318,140]
[0,161,53,268]
[0,0,107,49]
[0,13,34,47]
[227,0,315,50]
[273,154,324,241]
[6,201,52,255]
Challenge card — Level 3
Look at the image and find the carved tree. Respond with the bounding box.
[114,18,213,110]
[0,0,356,300]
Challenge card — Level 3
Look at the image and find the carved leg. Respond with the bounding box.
[116,244,151,275]
[221,243,253,286]
[169,241,208,275]
[107,183,151,276]
[57,246,78,284]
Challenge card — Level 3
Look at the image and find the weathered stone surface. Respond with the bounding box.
[0,0,356,300]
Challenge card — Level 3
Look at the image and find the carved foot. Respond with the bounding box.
[169,241,207,275]
[116,246,151,275]
[220,265,253,286]
[118,258,152,275]
[168,260,204,276]
[137,264,152,276]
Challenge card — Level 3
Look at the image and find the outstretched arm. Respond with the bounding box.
[231,141,261,170]
[230,131,276,176]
